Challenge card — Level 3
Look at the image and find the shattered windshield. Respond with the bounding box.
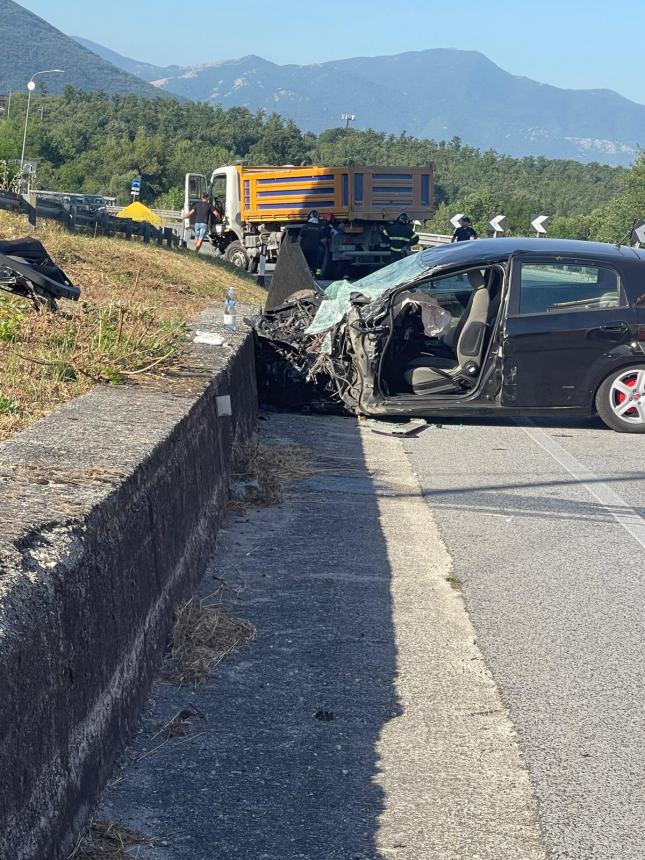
[305,248,445,337]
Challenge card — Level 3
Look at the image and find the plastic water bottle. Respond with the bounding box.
[223,287,237,331]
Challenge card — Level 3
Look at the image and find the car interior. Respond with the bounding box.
[379,266,505,396]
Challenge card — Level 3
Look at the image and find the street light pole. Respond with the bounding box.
[19,69,64,186]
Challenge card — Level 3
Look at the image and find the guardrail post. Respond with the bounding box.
[257,242,268,287]
[69,205,78,233]
[164,227,173,249]
[142,222,151,244]
[25,193,37,228]
[123,218,132,240]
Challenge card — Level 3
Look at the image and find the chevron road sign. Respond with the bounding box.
[531,214,550,235]
[630,219,645,244]
[489,214,507,236]
[450,213,465,230]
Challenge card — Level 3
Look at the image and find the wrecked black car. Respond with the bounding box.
[255,237,645,433]
[0,237,80,311]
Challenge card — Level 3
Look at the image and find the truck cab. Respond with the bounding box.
[184,163,434,274]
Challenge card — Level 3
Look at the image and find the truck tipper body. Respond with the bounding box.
[184,164,433,274]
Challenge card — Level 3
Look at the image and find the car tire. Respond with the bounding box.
[224,241,250,271]
[595,364,645,432]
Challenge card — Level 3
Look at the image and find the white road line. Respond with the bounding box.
[517,419,645,551]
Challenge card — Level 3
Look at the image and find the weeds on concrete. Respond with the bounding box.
[230,440,312,509]
[162,594,255,686]
[68,820,153,859]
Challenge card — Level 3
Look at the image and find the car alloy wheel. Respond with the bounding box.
[595,364,645,432]
[610,369,645,424]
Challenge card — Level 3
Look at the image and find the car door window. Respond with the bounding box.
[519,263,623,315]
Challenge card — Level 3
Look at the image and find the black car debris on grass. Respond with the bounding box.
[254,236,645,433]
[0,237,80,311]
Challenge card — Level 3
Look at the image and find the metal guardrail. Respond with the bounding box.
[0,191,176,248]
[417,232,452,246]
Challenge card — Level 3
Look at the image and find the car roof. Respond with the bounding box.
[419,237,644,270]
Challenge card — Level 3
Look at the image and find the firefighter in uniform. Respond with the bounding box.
[299,210,329,274]
[384,213,419,262]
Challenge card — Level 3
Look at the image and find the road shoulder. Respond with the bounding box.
[97,413,546,860]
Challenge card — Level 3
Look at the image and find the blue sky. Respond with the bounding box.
[19,0,645,105]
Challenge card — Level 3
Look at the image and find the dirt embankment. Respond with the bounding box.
[0,212,265,441]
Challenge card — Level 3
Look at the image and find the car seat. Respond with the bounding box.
[403,274,491,394]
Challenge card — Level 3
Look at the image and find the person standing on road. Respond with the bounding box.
[299,210,329,275]
[451,216,478,242]
[186,192,219,253]
[384,213,419,262]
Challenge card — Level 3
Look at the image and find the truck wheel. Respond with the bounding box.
[224,241,250,270]
[595,365,645,432]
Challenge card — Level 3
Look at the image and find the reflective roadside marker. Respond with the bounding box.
[531,215,550,235]
[630,220,645,244]
[489,214,507,236]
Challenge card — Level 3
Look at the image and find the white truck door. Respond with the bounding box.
[183,173,208,244]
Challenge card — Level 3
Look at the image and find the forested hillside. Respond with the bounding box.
[0,88,641,241]
[0,0,166,98]
[72,37,645,166]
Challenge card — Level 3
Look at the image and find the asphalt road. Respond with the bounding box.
[403,414,645,860]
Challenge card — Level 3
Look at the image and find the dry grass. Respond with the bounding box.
[0,211,266,441]
[68,821,153,860]
[230,441,313,509]
[163,595,255,685]
[0,211,264,317]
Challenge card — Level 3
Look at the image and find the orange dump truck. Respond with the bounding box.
[184,164,434,274]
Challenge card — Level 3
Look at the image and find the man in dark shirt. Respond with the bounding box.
[451,217,478,242]
[299,210,329,274]
[186,192,218,253]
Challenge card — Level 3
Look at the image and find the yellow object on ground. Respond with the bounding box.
[116,201,162,226]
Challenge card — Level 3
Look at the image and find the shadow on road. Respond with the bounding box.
[99,413,401,860]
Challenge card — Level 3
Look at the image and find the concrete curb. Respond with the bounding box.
[0,309,257,860]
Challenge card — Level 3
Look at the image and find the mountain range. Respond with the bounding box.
[1,0,644,166]
[71,39,645,166]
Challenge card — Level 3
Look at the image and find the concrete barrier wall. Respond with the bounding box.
[0,312,257,859]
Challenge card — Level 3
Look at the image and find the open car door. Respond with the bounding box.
[183,173,208,242]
